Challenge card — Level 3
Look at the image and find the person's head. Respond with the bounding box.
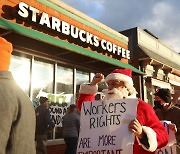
[39,96,49,107]
[154,88,171,109]
[103,68,136,100]
[0,37,13,71]
[69,104,78,112]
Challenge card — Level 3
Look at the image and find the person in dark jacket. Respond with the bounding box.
[35,96,55,154]
[0,37,36,154]
[154,88,180,154]
[62,104,80,154]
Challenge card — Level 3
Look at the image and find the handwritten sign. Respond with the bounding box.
[36,92,73,127]
[77,98,138,154]
[49,104,68,127]
[155,121,177,154]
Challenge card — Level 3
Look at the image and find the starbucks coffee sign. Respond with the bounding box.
[18,2,130,59]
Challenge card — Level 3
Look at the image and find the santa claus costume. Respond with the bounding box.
[77,68,168,154]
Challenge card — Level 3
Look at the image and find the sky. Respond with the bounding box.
[60,0,180,53]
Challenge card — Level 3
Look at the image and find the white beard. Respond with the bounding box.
[103,87,130,100]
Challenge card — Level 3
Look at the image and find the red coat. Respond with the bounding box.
[77,86,168,154]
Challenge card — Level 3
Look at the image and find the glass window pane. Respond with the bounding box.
[32,60,54,108]
[9,55,30,95]
[56,66,73,94]
[76,70,89,99]
[32,59,54,140]
[51,66,74,139]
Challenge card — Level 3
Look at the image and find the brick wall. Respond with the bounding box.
[47,144,66,154]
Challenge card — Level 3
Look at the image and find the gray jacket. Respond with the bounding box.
[62,112,80,138]
[0,71,36,154]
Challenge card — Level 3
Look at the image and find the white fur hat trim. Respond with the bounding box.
[105,73,133,86]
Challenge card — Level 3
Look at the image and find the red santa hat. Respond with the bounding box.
[105,68,136,97]
[105,68,133,86]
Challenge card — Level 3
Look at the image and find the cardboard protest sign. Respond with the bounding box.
[155,121,177,154]
[77,98,138,154]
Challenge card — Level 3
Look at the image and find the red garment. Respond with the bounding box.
[77,93,168,154]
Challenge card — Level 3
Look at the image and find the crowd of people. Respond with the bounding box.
[0,36,179,154]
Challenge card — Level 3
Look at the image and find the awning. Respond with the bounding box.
[0,18,144,75]
[151,78,171,89]
[139,45,180,70]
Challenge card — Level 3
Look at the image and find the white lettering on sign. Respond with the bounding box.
[71,25,78,38]
[29,6,39,22]
[51,17,61,32]
[93,35,99,47]
[79,30,86,42]
[101,39,107,50]
[61,21,70,35]
[18,2,28,18]
[39,12,51,28]
[17,2,131,59]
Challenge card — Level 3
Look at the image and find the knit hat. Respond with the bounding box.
[105,68,136,97]
[105,68,133,86]
[39,96,48,104]
[0,37,13,71]
[154,88,171,103]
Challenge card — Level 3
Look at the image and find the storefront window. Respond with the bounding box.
[56,66,73,95]
[31,59,54,139]
[51,66,74,139]
[32,59,54,108]
[76,70,89,99]
[10,54,93,141]
[10,55,31,95]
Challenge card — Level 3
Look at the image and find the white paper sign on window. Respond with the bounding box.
[49,105,68,127]
[77,99,138,154]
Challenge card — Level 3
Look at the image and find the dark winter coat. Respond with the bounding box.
[35,105,55,136]
[62,111,80,138]
[155,103,180,151]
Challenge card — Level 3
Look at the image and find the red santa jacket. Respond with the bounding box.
[77,84,168,154]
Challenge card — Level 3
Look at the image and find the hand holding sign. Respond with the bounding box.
[168,123,177,134]
[129,118,143,139]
